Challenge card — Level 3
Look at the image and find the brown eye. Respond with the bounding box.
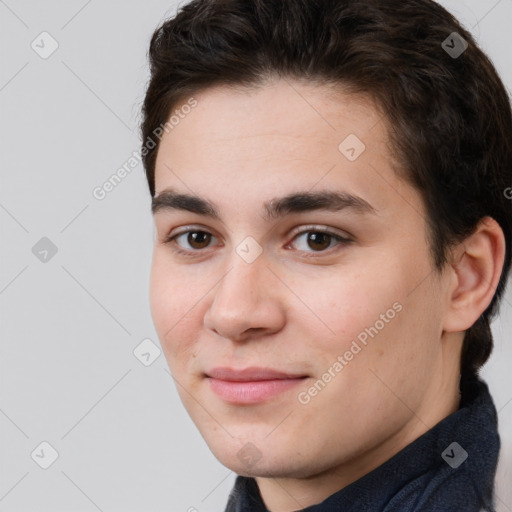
[164,229,218,255]
[186,231,212,249]
[291,229,350,254]
[306,232,332,251]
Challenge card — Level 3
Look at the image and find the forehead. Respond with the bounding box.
[153,79,422,222]
[158,79,387,156]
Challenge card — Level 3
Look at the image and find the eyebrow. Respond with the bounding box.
[151,187,377,221]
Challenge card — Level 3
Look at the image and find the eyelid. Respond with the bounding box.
[166,224,351,240]
[288,224,352,241]
[164,223,218,240]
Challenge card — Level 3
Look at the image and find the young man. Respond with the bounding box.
[141,0,512,510]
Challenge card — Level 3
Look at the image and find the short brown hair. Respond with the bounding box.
[141,0,512,380]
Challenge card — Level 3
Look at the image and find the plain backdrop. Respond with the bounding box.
[0,1,511,511]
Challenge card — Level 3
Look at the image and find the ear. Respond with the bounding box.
[442,216,506,333]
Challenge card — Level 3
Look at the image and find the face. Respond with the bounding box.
[149,79,456,481]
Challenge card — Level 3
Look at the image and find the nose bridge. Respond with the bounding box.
[215,245,268,309]
[204,244,281,338]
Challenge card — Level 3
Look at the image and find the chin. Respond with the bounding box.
[205,436,320,479]
[219,455,301,479]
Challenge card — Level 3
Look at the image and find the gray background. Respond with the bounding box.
[0,1,511,511]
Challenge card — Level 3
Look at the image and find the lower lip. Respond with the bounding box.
[207,377,306,404]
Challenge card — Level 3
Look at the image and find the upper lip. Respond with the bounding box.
[206,367,307,381]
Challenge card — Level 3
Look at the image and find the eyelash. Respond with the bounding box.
[163,226,352,258]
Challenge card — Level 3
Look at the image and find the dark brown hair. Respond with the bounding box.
[141,0,512,380]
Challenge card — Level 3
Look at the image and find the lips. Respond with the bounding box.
[205,367,308,404]
[206,367,306,381]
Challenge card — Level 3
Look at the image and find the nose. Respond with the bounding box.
[203,252,286,342]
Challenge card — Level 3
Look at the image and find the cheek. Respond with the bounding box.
[292,251,437,391]
[149,257,173,337]
[289,265,404,353]
[149,254,199,363]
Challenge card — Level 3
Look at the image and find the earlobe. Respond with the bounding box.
[443,216,506,333]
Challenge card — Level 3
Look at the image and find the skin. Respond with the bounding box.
[149,78,505,511]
